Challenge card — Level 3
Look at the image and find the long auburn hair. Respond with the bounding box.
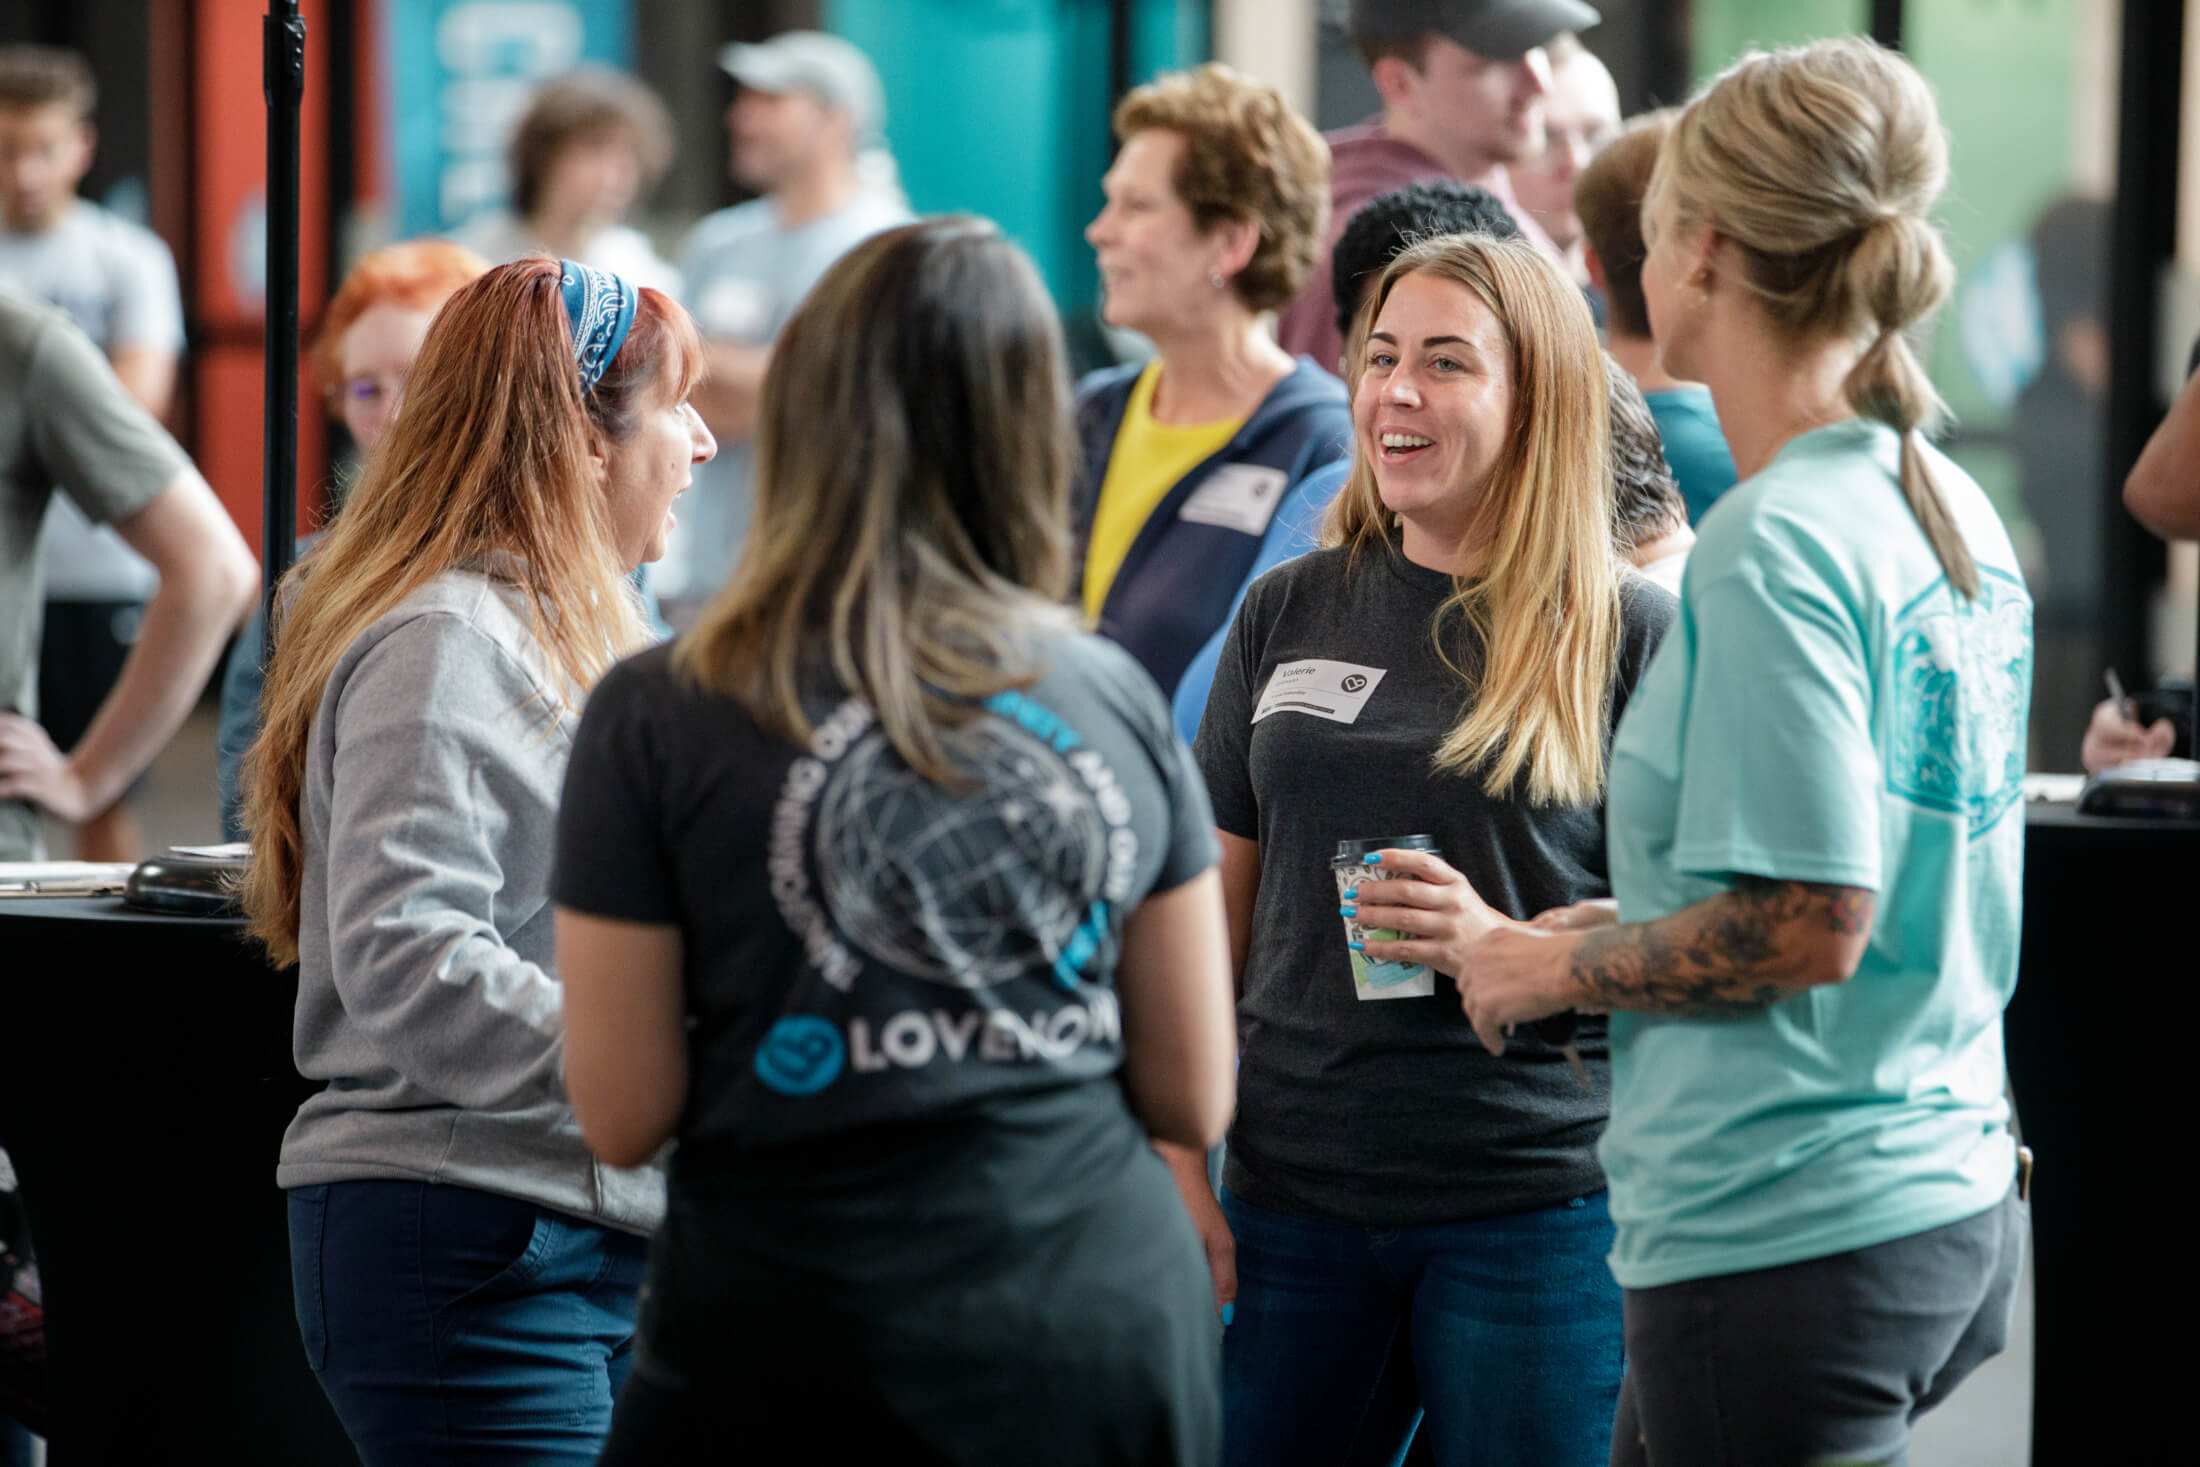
[675,218,1074,782]
[243,258,703,965]
[1326,234,1624,806]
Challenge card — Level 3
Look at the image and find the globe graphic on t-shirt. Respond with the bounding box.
[813,723,1111,987]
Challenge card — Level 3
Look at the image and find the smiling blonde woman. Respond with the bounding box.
[1183,232,1673,1467]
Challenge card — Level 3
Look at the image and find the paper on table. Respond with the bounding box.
[0,861,139,896]
[2022,774,2087,804]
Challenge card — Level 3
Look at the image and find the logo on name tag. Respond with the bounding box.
[1252,659,1388,725]
[1178,465,1289,536]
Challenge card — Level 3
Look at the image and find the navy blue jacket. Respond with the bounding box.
[1072,357,1350,701]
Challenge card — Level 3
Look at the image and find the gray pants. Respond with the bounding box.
[1611,1186,2027,1467]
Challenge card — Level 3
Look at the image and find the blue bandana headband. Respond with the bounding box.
[558,259,638,396]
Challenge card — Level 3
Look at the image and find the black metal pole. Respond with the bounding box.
[261,1,305,658]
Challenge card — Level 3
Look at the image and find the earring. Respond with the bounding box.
[1690,270,1712,305]
[1210,270,1227,289]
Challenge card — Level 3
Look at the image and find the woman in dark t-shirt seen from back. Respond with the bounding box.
[551,217,1238,1466]
[1183,233,1673,1467]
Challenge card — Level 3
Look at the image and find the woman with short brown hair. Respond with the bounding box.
[1078,62,1350,718]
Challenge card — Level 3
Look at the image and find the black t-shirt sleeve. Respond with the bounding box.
[1610,576,1679,729]
[1155,731,1220,893]
[1191,577,1264,840]
[1087,635,1219,893]
[552,651,681,924]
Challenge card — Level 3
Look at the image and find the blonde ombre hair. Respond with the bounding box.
[676,218,1076,783]
[1649,36,1975,596]
[242,258,703,966]
[1327,234,1624,806]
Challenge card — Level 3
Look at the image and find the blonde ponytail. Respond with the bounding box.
[1839,215,1977,597]
[1659,37,1981,597]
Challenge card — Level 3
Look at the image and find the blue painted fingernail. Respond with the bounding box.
[1339,904,1356,916]
[1342,886,1358,900]
[1349,940,1365,951]
[1363,853,1383,864]
[1221,1303,1236,1326]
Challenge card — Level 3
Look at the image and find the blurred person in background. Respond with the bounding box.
[1604,353,1693,595]
[215,239,490,840]
[1507,34,1620,290]
[1275,0,1595,372]
[1078,63,1348,707]
[1573,111,1737,524]
[455,66,679,294]
[556,217,1235,1466]
[1170,178,1521,744]
[240,259,711,1465]
[1450,41,2032,1467]
[1,295,254,859]
[0,44,187,861]
[2013,195,2112,767]
[2079,331,2200,774]
[665,31,909,624]
[2125,331,2200,540]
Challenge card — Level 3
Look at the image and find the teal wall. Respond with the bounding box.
[826,0,1209,315]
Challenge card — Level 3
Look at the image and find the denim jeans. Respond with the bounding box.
[287,1180,648,1467]
[1220,1188,1623,1467]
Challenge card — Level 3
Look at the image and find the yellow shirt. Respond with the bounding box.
[1083,360,1246,621]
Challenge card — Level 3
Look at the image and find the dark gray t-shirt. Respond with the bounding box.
[556,631,1225,1442]
[1195,536,1674,1226]
[554,630,1219,1160]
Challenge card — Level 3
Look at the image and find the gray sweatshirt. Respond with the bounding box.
[275,563,663,1234]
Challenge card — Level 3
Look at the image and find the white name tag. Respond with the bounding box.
[1252,659,1388,725]
[1178,465,1289,536]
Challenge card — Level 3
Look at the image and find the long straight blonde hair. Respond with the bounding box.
[242,259,702,965]
[1649,37,1973,596]
[1327,234,1624,806]
[675,219,1075,781]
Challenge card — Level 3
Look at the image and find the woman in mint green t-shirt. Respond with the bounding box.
[1351,39,2033,1467]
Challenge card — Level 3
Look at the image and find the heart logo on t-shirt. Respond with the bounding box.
[754,1015,846,1096]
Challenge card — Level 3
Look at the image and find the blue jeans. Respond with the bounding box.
[1220,1188,1624,1467]
[287,1180,648,1466]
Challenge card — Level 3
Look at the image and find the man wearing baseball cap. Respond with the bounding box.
[1275,0,1599,372]
[664,30,908,622]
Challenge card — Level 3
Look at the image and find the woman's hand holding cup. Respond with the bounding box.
[1342,847,1518,983]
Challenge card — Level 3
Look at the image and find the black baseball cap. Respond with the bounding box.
[1349,0,1602,62]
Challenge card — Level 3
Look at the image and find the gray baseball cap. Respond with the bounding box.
[718,30,886,136]
[1349,0,1602,62]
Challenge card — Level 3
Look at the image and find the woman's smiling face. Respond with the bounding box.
[1353,269,1516,533]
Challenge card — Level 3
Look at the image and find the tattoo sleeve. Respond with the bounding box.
[1568,876,1876,1018]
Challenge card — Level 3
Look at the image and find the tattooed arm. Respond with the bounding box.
[1566,877,1874,1018]
[1436,874,1875,1056]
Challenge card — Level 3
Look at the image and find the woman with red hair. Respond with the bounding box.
[239,257,713,1465]
[215,239,489,836]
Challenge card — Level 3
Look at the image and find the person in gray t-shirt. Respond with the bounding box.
[663,31,907,617]
[0,297,254,861]
[1,44,191,862]
[1187,232,1672,1467]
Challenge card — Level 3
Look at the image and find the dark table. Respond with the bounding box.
[0,897,356,1464]
[2007,801,2200,1466]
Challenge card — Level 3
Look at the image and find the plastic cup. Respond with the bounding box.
[1332,835,1440,1001]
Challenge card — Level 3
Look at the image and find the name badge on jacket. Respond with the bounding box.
[1178,465,1288,536]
